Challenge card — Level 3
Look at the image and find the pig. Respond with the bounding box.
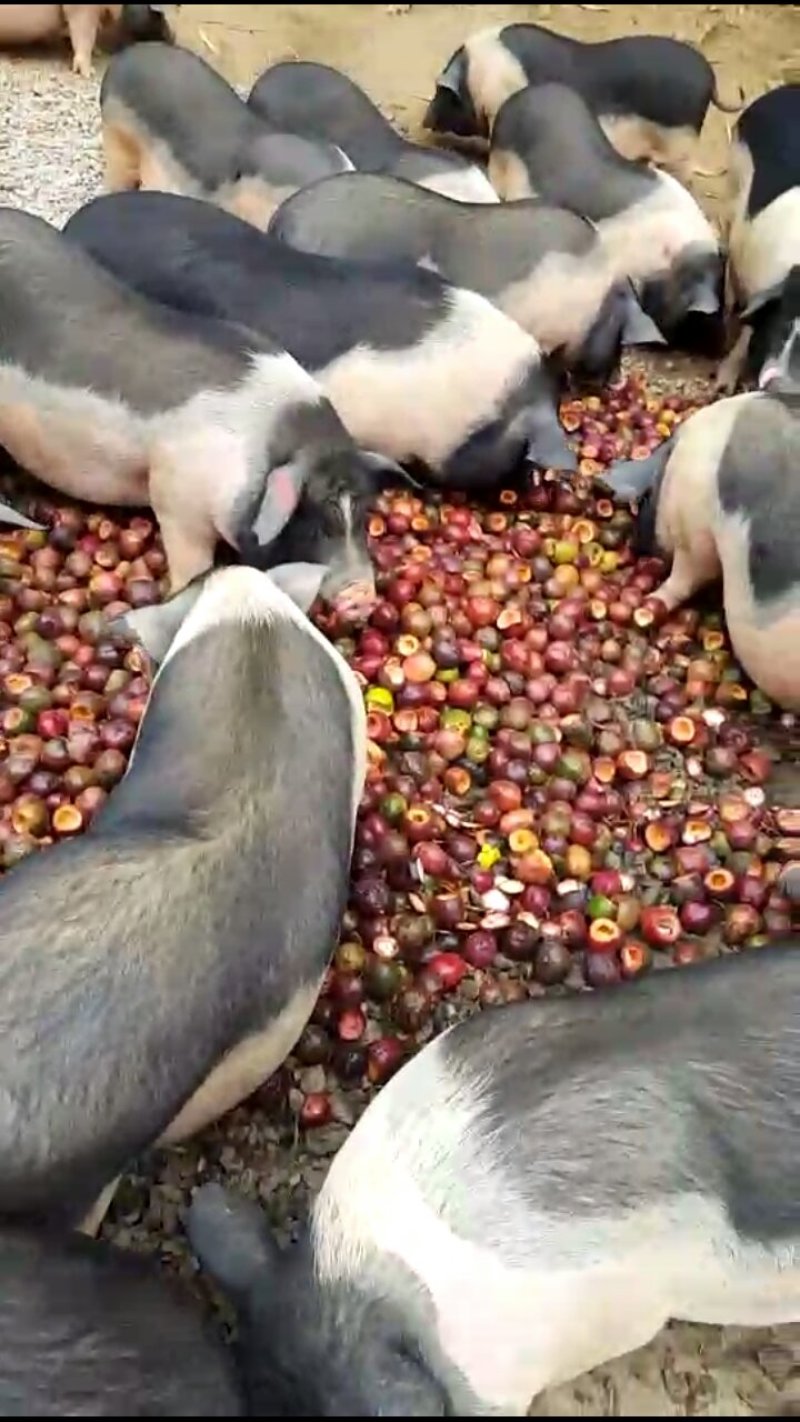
[188,940,800,1416]
[424,22,739,181]
[0,559,367,1234]
[0,205,401,616]
[268,170,665,384]
[0,1224,244,1414]
[601,388,800,710]
[716,85,800,395]
[487,83,724,345]
[0,4,175,78]
[100,42,354,230]
[64,189,579,486]
[247,59,498,205]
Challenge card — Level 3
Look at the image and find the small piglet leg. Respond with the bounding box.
[148,434,224,594]
[77,1175,122,1238]
[654,541,721,613]
[714,326,752,395]
[63,5,102,77]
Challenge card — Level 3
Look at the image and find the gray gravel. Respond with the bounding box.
[1,44,799,1417]
[1,55,102,226]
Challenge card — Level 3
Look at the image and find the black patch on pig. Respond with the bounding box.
[432,943,800,1244]
[746,266,800,385]
[717,391,800,605]
[498,24,716,132]
[65,190,453,372]
[737,85,800,221]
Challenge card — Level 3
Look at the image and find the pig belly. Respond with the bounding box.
[0,381,149,505]
[0,5,63,44]
[728,188,800,303]
[726,604,800,711]
[157,979,321,1145]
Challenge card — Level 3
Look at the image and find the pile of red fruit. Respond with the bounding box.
[0,376,795,1135]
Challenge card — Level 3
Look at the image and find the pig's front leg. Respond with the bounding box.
[653,541,720,613]
[714,326,751,395]
[64,5,101,77]
[76,1175,122,1238]
[149,436,221,594]
[157,513,217,595]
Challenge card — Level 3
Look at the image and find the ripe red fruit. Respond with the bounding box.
[299,1092,332,1128]
[427,951,467,991]
[639,905,681,947]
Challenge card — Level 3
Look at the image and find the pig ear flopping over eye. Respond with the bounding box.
[187,1183,282,1300]
[252,458,309,548]
[361,450,425,491]
[108,577,206,666]
[599,437,675,504]
[267,561,328,614]
[0,498,44,532]
[740,278,787,324]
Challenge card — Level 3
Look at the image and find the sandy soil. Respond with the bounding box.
[0,2,799,1415]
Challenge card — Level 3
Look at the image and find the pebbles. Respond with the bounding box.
[0,56,102,226]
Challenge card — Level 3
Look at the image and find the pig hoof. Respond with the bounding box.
[72,57,94,78]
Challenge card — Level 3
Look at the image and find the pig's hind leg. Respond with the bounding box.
[64,4,102,77]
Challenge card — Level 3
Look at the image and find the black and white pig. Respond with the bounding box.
[188,941,800,1416]
[0,559,366,1234]
[424,22,738,180]
[269,171,666,383]
[602,388,800,710]
[247,59,498,204]
[100,41,353,229]
[0,1224,244,1415]
[0,4,176,79]
[716,84,800,394]
[64,190,579,485]
[487,83,724,344]
[0,205,398,617]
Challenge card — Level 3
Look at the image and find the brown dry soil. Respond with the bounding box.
[9,1,800,1415]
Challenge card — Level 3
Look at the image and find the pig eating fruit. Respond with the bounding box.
[424,22,738,181]
[717,84,800,395]
[100,41,353,230]
[269,171,666,383]
[0,4,175,78]
[65,189,578,486]
[0,1223,244,1414]
[602,388,800,710]
[188,941,800,1416]
[0,561,366,1234]
[0,204,397,615]
[247,59,498,204]
[488,83,724,347]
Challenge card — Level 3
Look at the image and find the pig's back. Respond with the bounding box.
[0,617,359,1218]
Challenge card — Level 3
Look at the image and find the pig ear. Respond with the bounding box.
[251,458,308,548]
[0,498,44,531]
[361,451,425,491]
[109,577,206,665]
[600,439,674,503]
[519,403,578,474]
[740,278,787,323]
[437,51,464,96]
[267,560,327,613]
[187,1184,281,1300]
[622,286,668,347]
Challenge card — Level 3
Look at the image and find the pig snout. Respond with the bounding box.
[325,574,377,621]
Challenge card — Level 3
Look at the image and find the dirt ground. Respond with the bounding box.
[1,2,799,1415]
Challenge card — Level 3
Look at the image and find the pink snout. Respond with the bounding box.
[332,579,377,622]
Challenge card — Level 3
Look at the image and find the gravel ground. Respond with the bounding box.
[1,16,799,1417]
